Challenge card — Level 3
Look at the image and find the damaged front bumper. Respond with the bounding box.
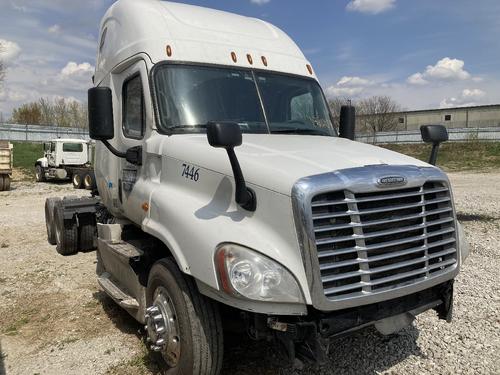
[264,280,454,363]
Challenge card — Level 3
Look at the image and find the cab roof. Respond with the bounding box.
[50,139,88,143]
[95,0,315,83]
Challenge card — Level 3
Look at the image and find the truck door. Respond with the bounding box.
[47,142,56,167]
[114,60,150,223]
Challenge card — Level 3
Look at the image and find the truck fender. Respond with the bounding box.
[141,217,190,275]
[36,157,48,168]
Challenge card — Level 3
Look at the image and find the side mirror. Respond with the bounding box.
[43,142,50,151]
[88,87,114,140]
[420,125,448,165]
[206,122,256,212]
[207,122,242,148]
[339,105,355,140]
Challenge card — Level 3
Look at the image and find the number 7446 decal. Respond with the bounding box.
[181,163,200,181]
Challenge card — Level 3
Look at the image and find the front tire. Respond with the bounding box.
[72,173,83,189]
[146,259,223,375]
[35,165,45,182]
[3,175,10,191]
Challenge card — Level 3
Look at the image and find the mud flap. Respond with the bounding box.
[434,280,454,322]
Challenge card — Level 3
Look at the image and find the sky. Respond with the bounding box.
[0,0,499,118]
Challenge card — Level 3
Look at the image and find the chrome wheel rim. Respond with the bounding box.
[145,287,181,367]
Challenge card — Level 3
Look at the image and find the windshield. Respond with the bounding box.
[153,64,335,136]
[63,143,83,152]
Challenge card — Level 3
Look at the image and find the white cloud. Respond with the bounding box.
[326,86,364,97]
[440,88,487,108]
[407,73,428,85]
[0,39,22,64]
[346,0,396,14]
[250,0,270,5]
[326,76,375,97]
[48,24,61,34]
[60,61,94,77]
[337,76,374,87]
[0,88,28,102]
[408,57,471,85]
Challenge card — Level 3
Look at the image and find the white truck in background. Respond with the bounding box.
[0,141,13,191]
[44,1,469,373]
[35,138,96,190]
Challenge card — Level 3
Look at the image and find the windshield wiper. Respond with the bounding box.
[270,128,330,136]
[167,124,208,132]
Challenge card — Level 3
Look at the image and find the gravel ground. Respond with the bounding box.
[0,172,499,375]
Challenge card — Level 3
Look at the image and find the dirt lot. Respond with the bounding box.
[1,173,499,375]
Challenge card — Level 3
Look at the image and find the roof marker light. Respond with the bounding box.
[247,54,253,65]
[306,64,313,75]
[166,45,172,57]
[231,52,237,63]
[261,56,268,66]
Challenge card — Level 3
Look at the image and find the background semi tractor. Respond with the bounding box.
[44,0,468,373]
[35,138,96,189]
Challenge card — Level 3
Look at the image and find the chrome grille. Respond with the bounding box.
[310,181,457,300]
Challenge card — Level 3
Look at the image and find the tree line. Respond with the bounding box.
[7,94,401,133]
[329,95,403,135]
[10,98,88,128]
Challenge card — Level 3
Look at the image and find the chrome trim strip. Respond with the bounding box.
[291,164,460,311]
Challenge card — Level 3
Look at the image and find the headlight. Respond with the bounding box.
[215,244,305,304]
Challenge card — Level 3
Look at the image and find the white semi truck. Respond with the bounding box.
[45,0,468,373]
[35,138,96,189]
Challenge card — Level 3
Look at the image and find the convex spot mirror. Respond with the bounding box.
[206,122,256,212]
[420,124,449,166]
[88,87,114,141]
[339,105,356,141]
[420,124,449,144]
[206,122,243,148]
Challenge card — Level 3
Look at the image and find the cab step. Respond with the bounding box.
[97,271,140,309]
[98,239,143,262]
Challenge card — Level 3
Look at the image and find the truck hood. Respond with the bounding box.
[160,134,430,195]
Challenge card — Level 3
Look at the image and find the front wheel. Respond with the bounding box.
[35,165,45,182]
[146,259,223,375]
[3,175,10,191]
[72,173,83,189]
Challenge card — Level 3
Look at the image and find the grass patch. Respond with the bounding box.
[106,347,160,375]
[382,142,500,171]
[3,316,30,336]
[11,141,43,177]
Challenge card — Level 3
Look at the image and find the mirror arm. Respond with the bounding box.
[226,147,256,212]
[102,140,126,158]
[429,142,440,166]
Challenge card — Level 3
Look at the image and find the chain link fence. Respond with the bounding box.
[355,127,500,144]
[0,123,89,142]
[1,123,499,144]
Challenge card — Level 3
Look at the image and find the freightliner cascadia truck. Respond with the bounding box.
[44,0,469,373]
